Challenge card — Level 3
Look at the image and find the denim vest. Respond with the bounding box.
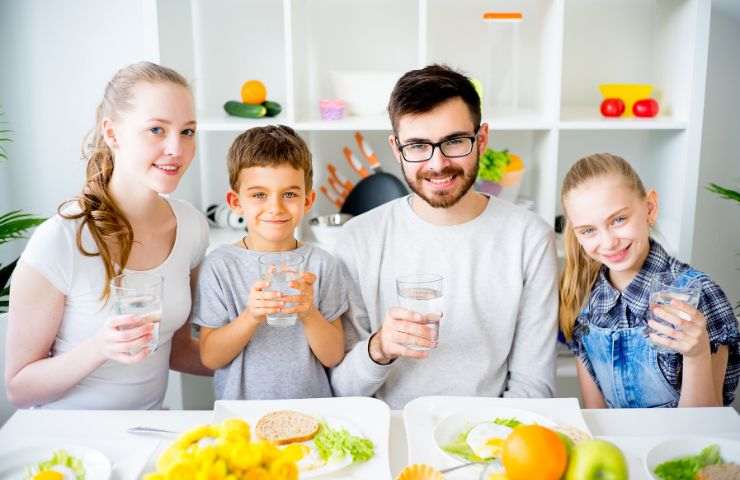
[581,323,679,408]
[578,268,703,408]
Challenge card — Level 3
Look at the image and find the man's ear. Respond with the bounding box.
[101,117,118,150]
[388,134,402,164]
[476,123,489,156]
[304,189,317,213]
[646,189,659,225]
[226,189,242,214]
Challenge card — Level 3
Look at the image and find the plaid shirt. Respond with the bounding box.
[569,239,740,405]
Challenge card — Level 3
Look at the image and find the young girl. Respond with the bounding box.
[6,62,211,409]
[560,153,739,408]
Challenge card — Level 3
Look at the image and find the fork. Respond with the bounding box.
[127,426,179,436]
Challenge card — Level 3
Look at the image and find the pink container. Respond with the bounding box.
[319,99,345,120]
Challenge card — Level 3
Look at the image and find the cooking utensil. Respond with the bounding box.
[320,185,343,208]
[327,163,354,191]
[310,213,353,226]
[343,146,370,178]
[328,175,349,199]
[339,134,408,216]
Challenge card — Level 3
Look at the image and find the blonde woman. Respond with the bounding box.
[560,153,738,408]
[5,62,211,409]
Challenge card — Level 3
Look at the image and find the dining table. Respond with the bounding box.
[1,403,738,479]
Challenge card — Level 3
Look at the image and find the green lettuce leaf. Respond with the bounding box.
[313,422,375,463]
[654,444,723,480]
[441,427,486,463]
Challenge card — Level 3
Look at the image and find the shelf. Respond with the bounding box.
[197,112,287,132]
[198,111,554,133]
[559,108,688,130]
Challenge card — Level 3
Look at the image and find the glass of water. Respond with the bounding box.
[396,273,444,351]
[258,252,304,327]
[644,271,701,352]
[110,272,163,354]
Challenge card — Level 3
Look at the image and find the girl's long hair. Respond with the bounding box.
[559,153,647,341]
[59,62,189,301]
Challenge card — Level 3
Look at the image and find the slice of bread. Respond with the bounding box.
[255,410,320,445]
[696,463,740,480]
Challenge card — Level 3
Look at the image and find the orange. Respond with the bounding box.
[502,425,567,480]
[241,80,267,105]
[506,153,524,172]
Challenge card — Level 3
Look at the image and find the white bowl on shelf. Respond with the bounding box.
[330,70,400,116]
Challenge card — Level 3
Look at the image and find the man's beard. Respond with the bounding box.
[401,153,479,208]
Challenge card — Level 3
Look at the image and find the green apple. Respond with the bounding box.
[564,439,629,480]
[470,77,484,101]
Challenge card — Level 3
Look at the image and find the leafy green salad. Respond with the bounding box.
[653,444,724,480]
[313,421,375,463]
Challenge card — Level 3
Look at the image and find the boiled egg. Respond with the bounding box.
[296,441,328,472]
[465,422,513,459]
[32,465,77,480]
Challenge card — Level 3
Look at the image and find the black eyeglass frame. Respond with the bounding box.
[394,127,481,163]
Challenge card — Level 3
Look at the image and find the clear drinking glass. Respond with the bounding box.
[110,272,163,354]
[396,273,444,351]
[258,252,304,327]
[644,271,701,353]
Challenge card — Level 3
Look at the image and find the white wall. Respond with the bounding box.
[693,4,740,411]
[693,8,740,320]
[0,0,159,425]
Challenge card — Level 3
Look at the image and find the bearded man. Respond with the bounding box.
[330,65,558,408]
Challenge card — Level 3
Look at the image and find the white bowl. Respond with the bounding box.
[644,437,740,479]
[330,70,400,116]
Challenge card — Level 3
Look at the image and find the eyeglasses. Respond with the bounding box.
[395,130,479,163]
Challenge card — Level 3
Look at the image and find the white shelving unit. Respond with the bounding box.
[153,0,711,260]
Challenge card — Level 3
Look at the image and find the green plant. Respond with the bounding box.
[706,182,740,313]
[478,147,510,183]
[0,109,45,311]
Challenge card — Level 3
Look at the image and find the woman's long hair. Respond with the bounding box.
[559,153,647,341]
[59,62,189,301]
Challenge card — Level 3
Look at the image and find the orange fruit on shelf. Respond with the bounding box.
[241,80,267,105]
[502,425,567,480]
[506,153,524,172]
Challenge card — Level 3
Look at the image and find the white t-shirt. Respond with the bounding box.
[18,197,209,409]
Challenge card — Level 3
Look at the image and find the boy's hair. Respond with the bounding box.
[387,64,481,134]
[559,153,647,341]
[228,125,313,191]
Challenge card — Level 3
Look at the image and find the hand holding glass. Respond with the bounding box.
[110,272,163,355]
[258,252,304,327]
[396,273,444,351]
[644,271,701,353]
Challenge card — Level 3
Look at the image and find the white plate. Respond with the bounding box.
[215,397,391,479]
[644,436,740,479]
[404,397,591,480]
[434,407,558,465]
[0,444,111,480]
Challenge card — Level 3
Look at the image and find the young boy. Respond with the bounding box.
[192,125,347,400]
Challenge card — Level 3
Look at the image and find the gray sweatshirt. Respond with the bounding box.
[330,195,558,409]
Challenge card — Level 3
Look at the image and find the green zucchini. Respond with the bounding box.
[262,100,282,117]
[223,100,266,118]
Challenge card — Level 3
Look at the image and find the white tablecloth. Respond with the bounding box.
[1,406,738,479]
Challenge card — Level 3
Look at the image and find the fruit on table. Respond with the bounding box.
[241,79,267,105]
[633,98,660,117]
[600,98,625,117]
[263,100,282,117]
[564,439,628,480]
[224,100,266,118]
[502,425,567,480]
